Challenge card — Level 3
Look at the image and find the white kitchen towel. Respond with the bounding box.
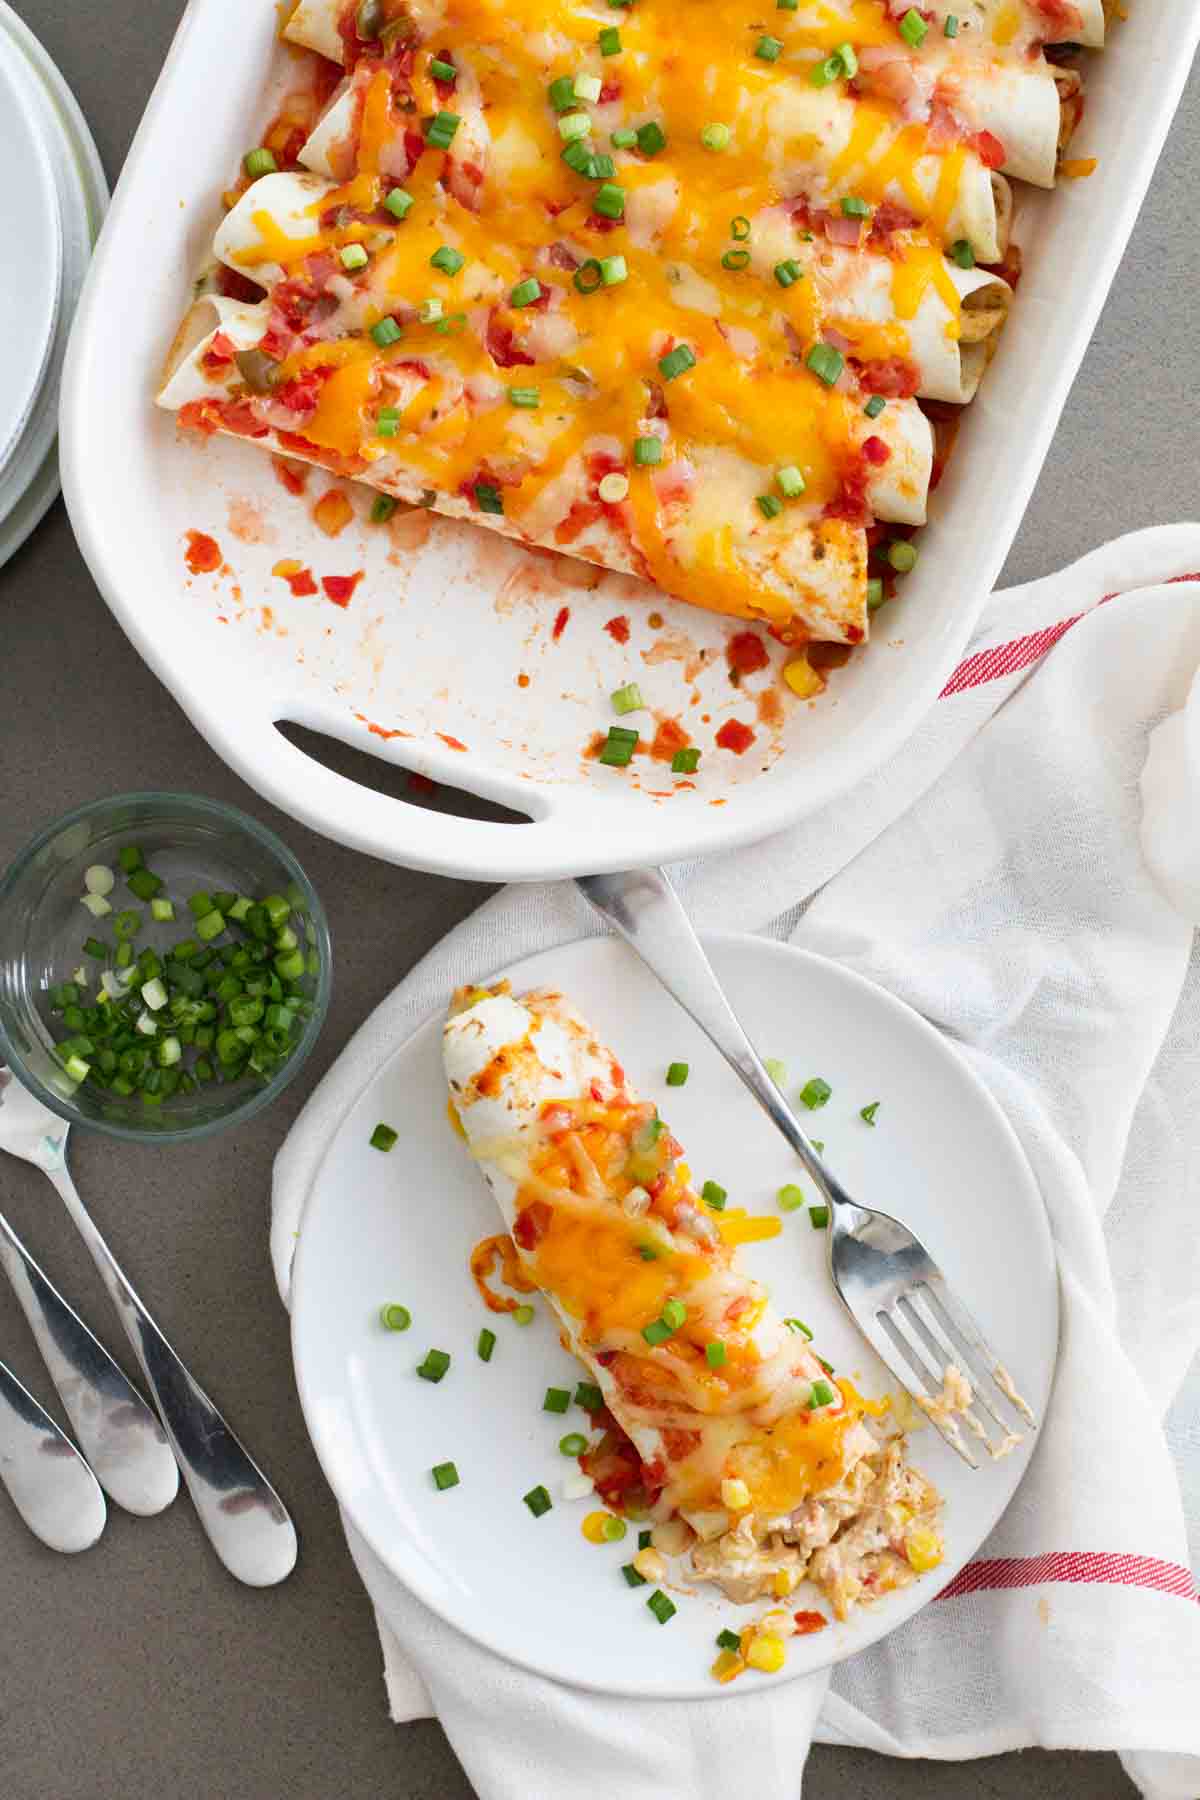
[273,524,1200,1800]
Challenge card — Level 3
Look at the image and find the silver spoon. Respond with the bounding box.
[0,1066,298,1585]
[0,1206,178,1515]
[0,1355,107,1552]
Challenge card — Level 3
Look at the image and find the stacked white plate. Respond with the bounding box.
[0,2,106,570]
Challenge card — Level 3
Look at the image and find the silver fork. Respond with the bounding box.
[578,868,1036,1467]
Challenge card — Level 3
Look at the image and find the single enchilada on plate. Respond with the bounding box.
[443,979,997,1680]
[156,0,1110,684]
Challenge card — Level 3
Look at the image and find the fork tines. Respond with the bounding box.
[873,1276,1035,1469]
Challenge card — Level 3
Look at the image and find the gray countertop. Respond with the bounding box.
[3,4,1196,1795]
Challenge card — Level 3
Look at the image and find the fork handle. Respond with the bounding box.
[577,869,858,1210]
[43,1163,298,1587]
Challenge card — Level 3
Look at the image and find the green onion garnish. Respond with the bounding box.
[563,138,593,172]
[622,1562,648,1587]
[384,186,414,219]
[887,539,918,573]
[510,277,542,307]
[429,56,456,81]
[730,215,751,240]
[593,182,626,219]
[548,74,575,111]
[755,33,783,60]
[706,1341,727,1369]
[603,1516,627,1542]
[671,747,700,774]
[809,1379,835,1408]
[558,111,592,142]
[523,1484,552,1517]
[371,317,403,348]
[340,243,369,270]
[757,494,783,520]
[783,1318,813,1338]
[127,868,163,902]
[508,386,541,408]
[661,1298,687,1330]
[642,1318,674,1346]
[647,1590,676,1624]
[574,73,602,101]
[774,258,802,287]
[544,1386,572,1413]
[599,25,621,51]
[477,1327,497,1361]
[587,152,616,179]
[418,298,444,324]
[425,110,461,149]
[700,123,731,151]
[636,121,666,156]
[432,1461,460,1490]
[430,244,465,275]
[799,1076,832,1109]
[777,465,806,498]
[899,7,927,46]
[599,254,627,286]
[474,483,504,515]
[638,1529,652,1548]
[559,1431,589,1456]
[243,147,277,178]
[665,1062,689,1086]
[611,126,638,149]
[599,725,638,767]
[150,898,175,923]
[810,54,842,87]
[867,577,885,610]
[717,1628,741,1650]
[658,344,695,381]
[944,13,959,35]
[950,238,976,269]
[834,40,858,77]
[612,683,644,716]
[417,1349,451,1382]
[765,1058,787,1086]
[379,1303,411,1331]
[806,343,844,386]
[809,1205,830,1229]
[633,435,663,465]
[777,1184,805,1212]
[574,259,604,293]
[576,1381,603,1411]
[864,394,887,419]
[840,196,870,219]
[376,407,401,437]
[860,1100,880,1125]
[701,1180,727,1210]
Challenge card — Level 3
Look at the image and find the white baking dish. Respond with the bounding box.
[60,0,1200,883]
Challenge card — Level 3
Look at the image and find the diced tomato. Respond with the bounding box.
[715,719,756,755]
[485,309,534,368]
[215,399,271,439]
[321,571,363,607]
[274,368,331,415]
[862,435,891,466]
[857,355,920,399]
[793,1611,829,1635]
[974,129,1007,170]
[184,530,222,574]
[823,457,872,526]
[513,1200,553,1250]
[178,399,221,436]
[604,615,630,645]
[201,331,236,368]
[552,605,570,640]
[586,210,621,234]
[404,127,426,171]
[285,568,318,597]
[727,630,769,676]
[598,80,621,103]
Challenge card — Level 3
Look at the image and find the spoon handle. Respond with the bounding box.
[0,1356,107,1552]
[43,1163,298,1587]
[0,1211,179,1516]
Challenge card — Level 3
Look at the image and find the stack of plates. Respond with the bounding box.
[0,2,106,570]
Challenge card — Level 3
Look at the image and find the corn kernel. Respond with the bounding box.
[721,1478,751,1511]
[905,1527,944,1574]
[746,1633,787,1673]
[633,1546,666,1582]
[711,1649,745,1683]
[772,1568,800,1598]
[783,656,824,700]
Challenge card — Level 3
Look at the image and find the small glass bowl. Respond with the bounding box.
[0,792,332,1142]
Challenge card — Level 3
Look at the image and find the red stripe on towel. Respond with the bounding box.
[939,572,1200,698]
[936,1551,1198,1603]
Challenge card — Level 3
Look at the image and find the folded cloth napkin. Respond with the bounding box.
[273,525,1200,1800]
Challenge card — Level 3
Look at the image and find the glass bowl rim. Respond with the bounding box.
[0,789,332,1144]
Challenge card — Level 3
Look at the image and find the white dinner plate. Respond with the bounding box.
[0,42,61,473]
[291,933,1058,1699]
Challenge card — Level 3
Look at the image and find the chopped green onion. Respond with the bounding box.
[671,747,700,774]
[81,893,111,919]
[587,152,616,179]
[806,342,844,386]
[508,386,541,408]
[599,253,628,286]
[717,1628,741,1650]
[950,238,976,269]
[574,72,602,101]
[548,74,576,111]
[730,215,751,240]
[510,277,542,307]
[384,187,414,219]
[599,725,638,767]
[611,127,638,149]
[379,1303,411,1331]
[899,7,927,46]
[340,243,369,271]
[430,244,465,275]
[867,577,886,610]
[810,1379,835,1407]
[150,897,175,923]
[544,1386,572,1414]
[475,483,504,514]
[755,33,783,60]
[156,1035,182,1068]
[417,1348,451,1382]
[429,56,456,82]
[633,435,663,465]
[243,147,277,178]
[638,1244,659,1261]
[777,0,798,8]
[647,1589,676,1624]
[118,846,143,874]
[765,1058,787,1086]
[612,682,644,716]
[661,1298,687,1330]
[370,1122,398,1151]
[783,1318,813,1338]
[778,1184,806,1212]
[721,249,751,271]
[432,1461,460,1490]
[558,111,592,142]
[575,1381,603,1410]
[112,909,142,940]
[523,1484,552,1517]
[603,1515,627,1541]
[513,1304,536,1325]
[127,868,163,902]
[809,1205,830,1229]
[774,258,802,287]
[777,465,806,498]
[63,1054,91,1083]
[641,1317,674,1346]
[706,1341,727,1369]
[638,1529,652,1548]
[593,182,626,219]
[371,316,403,347]
[665,1062,689,1086]
[376,407,401,437]
[599,24,622,51]
[810,53,842,86]
[574,258,604,293]
[84,865,114,897]
[834,40,858,77]
[622,1562,648,1587]
[195,910,225,943]
[864,394,887,419]
[559,1431,588,1456]
[944,13,959,36]
[701,1179,727,1211]
[757,493,783,520]
[840,196,870,218]
[700,123,731,151]
[477,1327,497,1361]
[860,1100,880,1125]
[799,1076,832,1109]
[636,121,666,156]
[141,977,168,1012]
[887,539,918,573]
[658,344,695,381]
[418,298,444,324]
[425,110,461,149]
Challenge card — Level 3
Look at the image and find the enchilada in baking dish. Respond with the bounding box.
[158,0,1105,649]
[444,981,957,1679]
